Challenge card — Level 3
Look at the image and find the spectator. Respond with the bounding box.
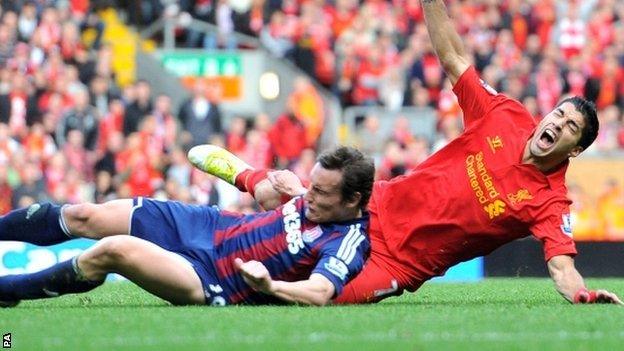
[355,114,384,158]
[239,113,272,169]
[95,130,123,178]
[123,79,152,136]
[0,123,20,165]
[151,94,177,153]
[167,146,193,188]
[115,132,161,197]
[22,122,57,163]
[0,24,16,66]
[376,140,406,181]
[226,116,247,155]
[204,0,237,49]
[0,72,38,138]
[0,163,12,214]
[93,169,116,203]
[260,10,294,58]
[268,101,307,168]
[17,2,37,42]
[289,76,324,147]
[593,105,622,153]
[55,88,99,151]
[89,75,117,117]
[178,80,223,147]
[555,2,586,59]
[291,148,315,185]
[12,160,48,209]
[96,98,125,156]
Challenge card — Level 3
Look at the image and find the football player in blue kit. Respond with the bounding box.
[0,146,374,307]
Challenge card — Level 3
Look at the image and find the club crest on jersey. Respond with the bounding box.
[479,79,498,95]
[483,199,506,219]
[561,214,573,237]
[302,226,323,243]
[486,135,503,153]
[282,201,304,254]
[325,257,348,280]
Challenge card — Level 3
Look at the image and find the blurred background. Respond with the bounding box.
[0,0,623,278]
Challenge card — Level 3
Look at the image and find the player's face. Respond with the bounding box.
[529,102,585,162]
[304,163,350,223]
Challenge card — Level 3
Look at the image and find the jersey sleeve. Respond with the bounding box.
[311,224,370,297]
[529,202,577,262]
[452,65,501,129]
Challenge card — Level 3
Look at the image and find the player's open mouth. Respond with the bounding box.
[537,128,557,150]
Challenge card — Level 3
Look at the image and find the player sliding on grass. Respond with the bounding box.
[0,146,374,307]
[190,0,622,305]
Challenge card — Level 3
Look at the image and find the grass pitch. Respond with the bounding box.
[1,278,623,351]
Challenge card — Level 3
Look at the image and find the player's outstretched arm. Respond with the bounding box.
[547,255,623,305]
[421,0,470,85]
[234,258,334,306]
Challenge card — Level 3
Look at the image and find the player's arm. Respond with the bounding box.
[234,258,334,306]
[547,255,623,305]
[421,0,470,85]
[252,170,308,210]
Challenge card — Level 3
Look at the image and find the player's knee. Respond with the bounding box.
[188,285,208,305]
[91,236,136,269]
[63,203,99,236]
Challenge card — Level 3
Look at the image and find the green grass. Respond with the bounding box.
[2,278,624,351]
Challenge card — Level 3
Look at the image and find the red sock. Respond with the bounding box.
[234,169,272,197]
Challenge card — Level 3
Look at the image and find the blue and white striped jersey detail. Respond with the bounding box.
[311,222,370,297]
[211,197,370,304]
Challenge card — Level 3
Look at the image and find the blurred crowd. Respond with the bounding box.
[570,179,624,241]
[168,0,624,152]
[0,1,325,216]
[0,0,623,241]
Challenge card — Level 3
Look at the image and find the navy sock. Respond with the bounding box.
[0,258,104,301]
[0,203,73,245]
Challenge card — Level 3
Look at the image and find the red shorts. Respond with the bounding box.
[334,193,422,304]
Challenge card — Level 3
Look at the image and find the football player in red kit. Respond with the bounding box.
[190,0,622,306]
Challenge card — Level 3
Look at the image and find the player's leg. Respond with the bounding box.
[0,199,134,245]
[333,218,419,304]
[0,235,205,306]
[0,255,104,307]
[187,144,253,186]
[188,144,275,196]
[188,144,287,209]
[0,202,73,245]
[333,254,407,304]
[77,235,205,305]
[61,199,134,239]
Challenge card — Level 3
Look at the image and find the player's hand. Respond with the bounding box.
[593,290,623,305]
[575,288,623,305]
[267,170,307,197]
[234,258,273,294]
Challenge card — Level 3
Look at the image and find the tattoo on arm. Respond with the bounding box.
[421,0,437,3]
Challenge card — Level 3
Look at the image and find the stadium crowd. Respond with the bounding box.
[0,0,623,240]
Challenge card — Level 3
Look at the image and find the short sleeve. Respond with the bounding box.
[530,203,577,262]
[311,224,370,297]
[452,66,501,128]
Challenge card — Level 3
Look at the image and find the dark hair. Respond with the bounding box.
[557,96,599,151]
[318,146,375,210]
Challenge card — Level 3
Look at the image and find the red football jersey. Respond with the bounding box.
[372,66,576,285]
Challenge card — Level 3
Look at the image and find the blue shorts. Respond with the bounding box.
[129,197,227,305]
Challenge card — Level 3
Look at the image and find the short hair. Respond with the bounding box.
[557,96,599,151]
[318,146,375,210]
